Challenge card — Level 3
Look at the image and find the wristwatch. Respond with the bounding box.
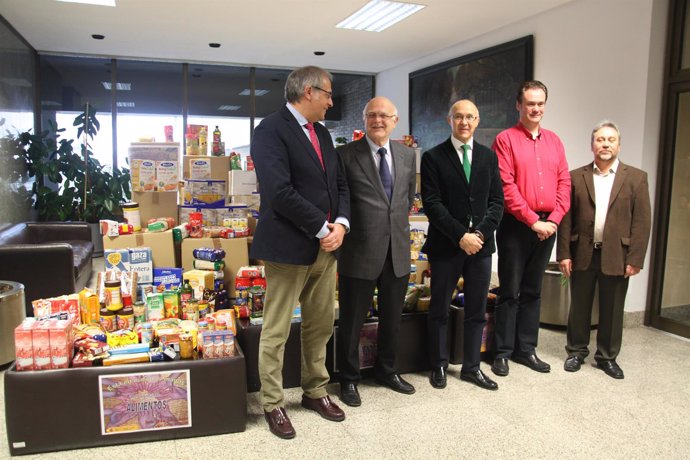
[474,229,485,242]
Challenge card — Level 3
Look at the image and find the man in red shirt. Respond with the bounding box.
[490,81,571,377]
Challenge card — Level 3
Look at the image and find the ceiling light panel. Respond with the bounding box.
[102,81,131,91]
[239,89,269,96]
[56,0,116,6]
[336,0,425,32]
[218,105,241,111]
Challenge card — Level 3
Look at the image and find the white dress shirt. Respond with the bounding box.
[593,159,619,244]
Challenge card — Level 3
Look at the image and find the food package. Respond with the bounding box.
[183,179,226,206]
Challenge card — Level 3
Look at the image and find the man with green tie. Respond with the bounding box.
[421,99,504,390]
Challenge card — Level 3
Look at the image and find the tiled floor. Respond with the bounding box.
[2,324,690,459]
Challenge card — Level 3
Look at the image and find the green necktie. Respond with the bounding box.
[461,144,471,182]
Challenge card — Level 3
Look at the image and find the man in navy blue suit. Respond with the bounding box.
[250,66,350,439]
[421,99,504,391]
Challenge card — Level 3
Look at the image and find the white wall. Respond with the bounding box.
[377,0,669,312]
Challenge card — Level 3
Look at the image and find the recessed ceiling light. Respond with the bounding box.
[116,101,135,108]
[314,51,325,56]
[218,105,241,111]
[102,81,131,91]
[239,89,269,96]
[209,43,221,48]
[91,34,105,40]
[336,0,425,32]
[57,0,116,6]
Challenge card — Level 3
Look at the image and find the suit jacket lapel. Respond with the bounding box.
[583,164,596,205]
[353,138,389,202]
[442,138,468,187]
[390,142,406,203]
[608,161,627,209]
[283,107,327,175]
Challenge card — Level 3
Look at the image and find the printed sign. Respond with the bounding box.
[98,370,191,435]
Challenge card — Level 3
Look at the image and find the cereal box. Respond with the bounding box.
[183,269,215,300]
[129,247,153,284]
[131,159,156,192]
[104,249,130,272]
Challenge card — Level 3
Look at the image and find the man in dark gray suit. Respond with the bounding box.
[422,99,504,390]
[336,96,417,407]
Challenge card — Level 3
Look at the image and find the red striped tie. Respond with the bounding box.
[305,122,325,170]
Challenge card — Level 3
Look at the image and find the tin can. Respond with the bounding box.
[198,300,210,319]
[184,299,199,322]
[121,202,141,232]
[141,322,154,344]
[179,334,194,359]
[104,280,123,311]
[133,301,147,325]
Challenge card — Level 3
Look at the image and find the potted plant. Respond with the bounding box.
[7,105,131,254]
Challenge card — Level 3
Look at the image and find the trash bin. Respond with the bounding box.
[540,262,599,326]
[0,281,26,366]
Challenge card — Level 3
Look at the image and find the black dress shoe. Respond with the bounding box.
[598,361,624,379]
[429,367,447,389]
[375,374,416,394]
[491,358,509,376]
[512,353,551,373]
[564,355,584,372]
[339,382,361,407]
[460,369,498,391]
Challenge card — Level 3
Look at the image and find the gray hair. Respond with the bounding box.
[591,120,621,143]
[284,66,333,103]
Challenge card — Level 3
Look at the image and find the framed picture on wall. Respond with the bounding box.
[409,35,534,152]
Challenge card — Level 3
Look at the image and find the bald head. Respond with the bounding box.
[363,96,399,146]
[448,99,480,144]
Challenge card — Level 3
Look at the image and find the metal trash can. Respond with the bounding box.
[0,281,26,366]
[540,262,599,326]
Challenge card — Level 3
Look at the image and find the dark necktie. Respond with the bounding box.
[461,144,471,182]
[377,147,393,201]
[304,123,325,170]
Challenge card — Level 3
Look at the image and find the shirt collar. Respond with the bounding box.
[286,102,309,127]
[450,136,473,151]
[593,158,620,176]
[517,122,541,140]
[366,136,391,155]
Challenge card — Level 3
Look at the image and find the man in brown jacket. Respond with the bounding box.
[557,121,651,379]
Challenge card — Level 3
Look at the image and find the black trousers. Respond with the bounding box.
[494,213,555,358]
[337,248,408,382]
[427,252,491,371]
[566,249,629,363]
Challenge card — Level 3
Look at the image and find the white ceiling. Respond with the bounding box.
[1,0,576,74]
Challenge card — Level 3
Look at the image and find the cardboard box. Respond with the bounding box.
[104,249,130,272]
[153,267,183,289]
[183,269,215,300]
[228,170,257,195]
[179,204,248,226]
[103,230,176,268]
[49,319,73,369]
[182,237,249,290]
[184,179,226,206]
[14,319,35,371]
[128,143,180,192]
[132,191,179,227]
[129,247,153,284]
[184,155,231,181]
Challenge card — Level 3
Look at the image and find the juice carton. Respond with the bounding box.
[32,320,52,370]
[50,319,73,369]
[14,318,36,371]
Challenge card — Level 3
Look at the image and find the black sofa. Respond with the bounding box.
[0,222,93,316]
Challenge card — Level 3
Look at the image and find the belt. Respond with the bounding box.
[593,242,602,250]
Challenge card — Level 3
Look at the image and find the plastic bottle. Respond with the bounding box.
[212,126,222,155]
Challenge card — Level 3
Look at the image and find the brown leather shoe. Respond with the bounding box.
[264,407,296,439]
[301,395,345,422]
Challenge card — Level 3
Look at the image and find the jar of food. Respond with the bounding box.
[104,280,123,311]
[121,202,141,232]
[133,301,147,325]
[179,334,194,359]
[141,322,154,344]
[99,307,116,332]
[117,306,134,330]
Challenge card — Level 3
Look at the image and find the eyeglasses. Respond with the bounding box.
[312,86,333,98]
[452,114,477,122]
[365,112,397,120]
